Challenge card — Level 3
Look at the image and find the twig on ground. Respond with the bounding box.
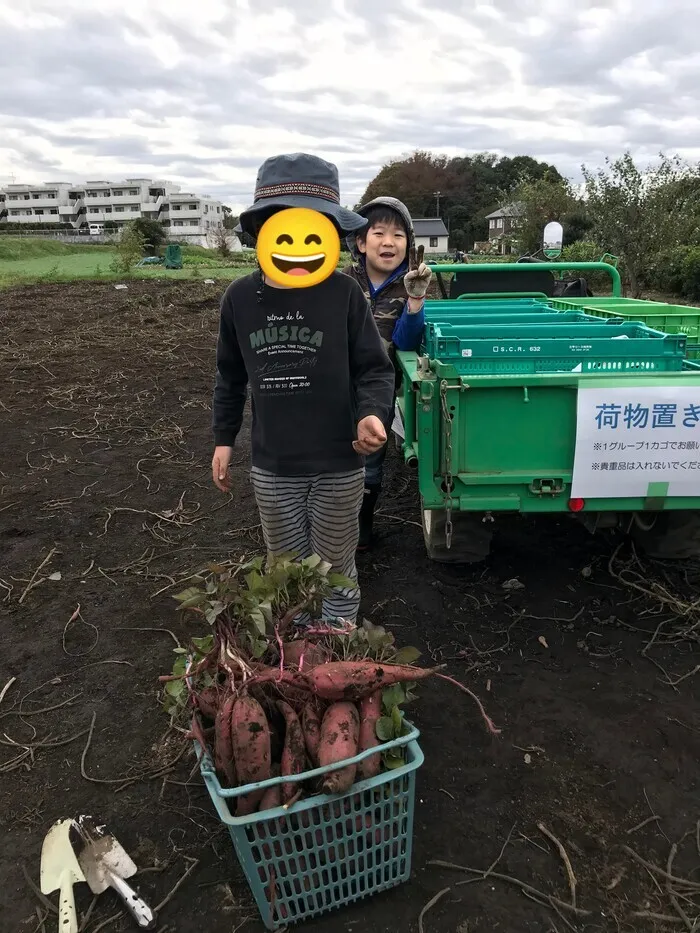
[0,676,16,706]
[375,511,422,529]
[0,694,82,720]
[627,815,662,835]
[78,895,99,932]
[418,887,451,933]
[31,907,48,933]
[80,712,186,788]
[429,860,592,919]
[18,660,132,716]
[644,787,670,844]
[628,912,686,924]
[666,843,695,932]
[153,858,199,913]
[18,548,58,604]
[537,822,577,908]
[62,604,100,657]
[21,863,58,915]
[88,910,123,933]
[484,823,516,880]
[622,845,700,890]
[435,672,501,735]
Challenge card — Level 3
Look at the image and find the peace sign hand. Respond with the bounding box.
[404,244,432,299]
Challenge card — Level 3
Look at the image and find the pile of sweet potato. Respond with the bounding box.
[192,639,438,815]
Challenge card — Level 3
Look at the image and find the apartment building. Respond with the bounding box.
[0,178,224,237]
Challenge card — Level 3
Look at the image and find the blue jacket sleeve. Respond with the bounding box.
[391,300,425,351]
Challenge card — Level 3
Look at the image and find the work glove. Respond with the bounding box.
[403,244,432,300]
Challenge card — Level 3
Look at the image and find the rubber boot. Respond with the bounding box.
[357,485,380,552]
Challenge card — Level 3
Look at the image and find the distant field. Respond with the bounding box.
[0,237,255,286]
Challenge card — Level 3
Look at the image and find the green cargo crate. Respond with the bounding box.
[423,321,687,373]
[425,296,553,321]
[425,310,609,328]
[549,297,700,359]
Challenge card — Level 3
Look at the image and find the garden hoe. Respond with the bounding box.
[40,818,86,933]
[69,815,157,930]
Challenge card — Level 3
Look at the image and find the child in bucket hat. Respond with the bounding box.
[212,153,395,624]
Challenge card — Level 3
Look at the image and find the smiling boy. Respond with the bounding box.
[211,153,395,623]
[342,197,432,550]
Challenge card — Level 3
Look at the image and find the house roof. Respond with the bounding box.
[413,218,449,237]
[485,201,525,220]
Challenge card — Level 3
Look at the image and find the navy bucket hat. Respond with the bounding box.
[236,153,367,238]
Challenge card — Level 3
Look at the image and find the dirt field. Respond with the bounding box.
[3,280,700,933]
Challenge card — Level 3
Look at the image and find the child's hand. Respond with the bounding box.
[404,245,432,299]
[353,416,387,455]
[212,445,234,492]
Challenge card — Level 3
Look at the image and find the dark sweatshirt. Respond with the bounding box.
[212,271,395,475]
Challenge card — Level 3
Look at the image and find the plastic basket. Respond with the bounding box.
[425,296,553,322]
[425,310,611,328]
[197,724,423,930]
[423,320,687,374]
[549,298,700,359]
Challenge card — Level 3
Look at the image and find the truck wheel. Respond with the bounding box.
[421,506,492,563]
[630,511,700,560]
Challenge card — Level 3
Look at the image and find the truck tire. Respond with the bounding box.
[630,511,700,560]
[421,505,493,563]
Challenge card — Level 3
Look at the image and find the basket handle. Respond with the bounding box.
[197,722,420,799]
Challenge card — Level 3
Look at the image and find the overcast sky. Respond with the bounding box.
[1,0,698,211]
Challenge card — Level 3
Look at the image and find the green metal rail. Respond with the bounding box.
[428,261,623,297]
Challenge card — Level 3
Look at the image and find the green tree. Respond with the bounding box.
[582,151,700,296]
[111,222,146,274]
[222,205,239,230]
[508,176,584,254]
[130,217,166,255]
[357,150,454,216]
[356,150,564,251]
[493,155,564,192]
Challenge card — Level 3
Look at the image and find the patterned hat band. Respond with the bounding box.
[254,182,340,204]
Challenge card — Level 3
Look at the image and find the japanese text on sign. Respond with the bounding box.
[594,402,700,430]
[571,386,700,499]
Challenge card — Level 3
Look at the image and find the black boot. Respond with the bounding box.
[357,485,380,552]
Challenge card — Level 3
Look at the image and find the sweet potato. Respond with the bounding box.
[230,696,271,816]
[258,766,282,812]
[319,701,359,795]
[196,686,220,721]
[357,690,382,779]
[282,639,328,672]
[214,695,236,786]
[306,661,437,702]
[301,703,321,767]
[277,700,306,804]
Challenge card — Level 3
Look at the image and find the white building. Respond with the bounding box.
[412,218,449,254]
[0,177,225,238]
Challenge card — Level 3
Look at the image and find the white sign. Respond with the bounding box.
[391,401,405,440]
[571,384,700,498]
[543,221,563,259]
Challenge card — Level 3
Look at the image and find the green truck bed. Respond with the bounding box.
[397,262,700,562]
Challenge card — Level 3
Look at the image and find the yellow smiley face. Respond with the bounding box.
[256,208,340,288]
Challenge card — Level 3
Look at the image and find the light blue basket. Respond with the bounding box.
[196,723,423,930]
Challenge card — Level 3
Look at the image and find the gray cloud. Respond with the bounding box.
[1,0,700,209]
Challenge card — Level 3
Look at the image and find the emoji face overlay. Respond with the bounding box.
[256,208,340,288]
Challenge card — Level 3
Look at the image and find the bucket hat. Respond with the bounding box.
[237,153,367,237]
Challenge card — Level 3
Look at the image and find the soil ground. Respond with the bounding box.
[2,280,700,933]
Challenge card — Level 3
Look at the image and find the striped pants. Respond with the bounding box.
[250,467,365,622]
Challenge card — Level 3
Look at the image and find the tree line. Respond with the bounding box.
[356,150,700,299]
